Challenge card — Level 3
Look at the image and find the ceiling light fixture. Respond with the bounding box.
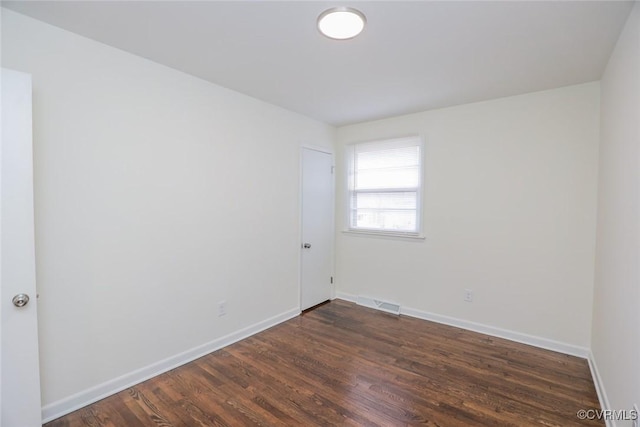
[317,7,366,40]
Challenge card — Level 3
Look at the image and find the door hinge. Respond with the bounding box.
[330,276,334,284]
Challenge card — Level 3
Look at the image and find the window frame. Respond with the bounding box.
[345,135,425,239]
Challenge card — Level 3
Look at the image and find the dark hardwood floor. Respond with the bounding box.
[46,300,602,426]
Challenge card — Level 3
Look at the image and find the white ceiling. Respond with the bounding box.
[2,1,635,126]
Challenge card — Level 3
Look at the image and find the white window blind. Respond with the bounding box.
[347,136,423,236]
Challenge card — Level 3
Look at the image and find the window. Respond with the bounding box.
[347,136,423,237]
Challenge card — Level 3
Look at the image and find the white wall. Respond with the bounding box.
[336,83,600,349]
[1,9,334,412]
[592,2,640,423]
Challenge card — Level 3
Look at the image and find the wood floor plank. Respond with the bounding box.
[45,300,603,426]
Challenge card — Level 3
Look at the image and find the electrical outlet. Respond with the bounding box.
[632,404,638,427]
[218,300,227,317]
[464,289,474,302]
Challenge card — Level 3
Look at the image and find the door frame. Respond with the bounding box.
[299,145,335,311]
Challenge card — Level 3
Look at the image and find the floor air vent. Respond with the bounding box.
[356,296,401,315]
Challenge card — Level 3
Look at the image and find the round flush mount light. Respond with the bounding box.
[317,7,366,40]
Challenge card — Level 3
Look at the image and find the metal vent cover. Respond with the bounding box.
[356,295,401,315]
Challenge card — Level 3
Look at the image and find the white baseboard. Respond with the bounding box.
[43,294,601,424]
[335,292,589,358]
[588,351,614,427]
[41,308,300,423]
[335,291,357,303]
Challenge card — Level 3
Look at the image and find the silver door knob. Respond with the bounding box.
[303,243,311,249]
[12,293,29,307]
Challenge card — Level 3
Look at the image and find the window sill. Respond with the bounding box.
[342,229,426,242]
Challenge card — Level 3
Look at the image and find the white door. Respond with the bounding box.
[300,148,333,311]
[1,69,42,426]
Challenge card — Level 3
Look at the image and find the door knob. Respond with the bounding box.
[12,293,30,307]
[303,243,312,249]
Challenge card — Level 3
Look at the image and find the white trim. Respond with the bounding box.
[587,351,614,427]
[334,292,588,357]
[299,144,334,155]
[342,229,426,241]
[41,308,300,423]
[345,135,425,239]
[335,291,357,303]
[400,306,589,358]
[42,295,601,423]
